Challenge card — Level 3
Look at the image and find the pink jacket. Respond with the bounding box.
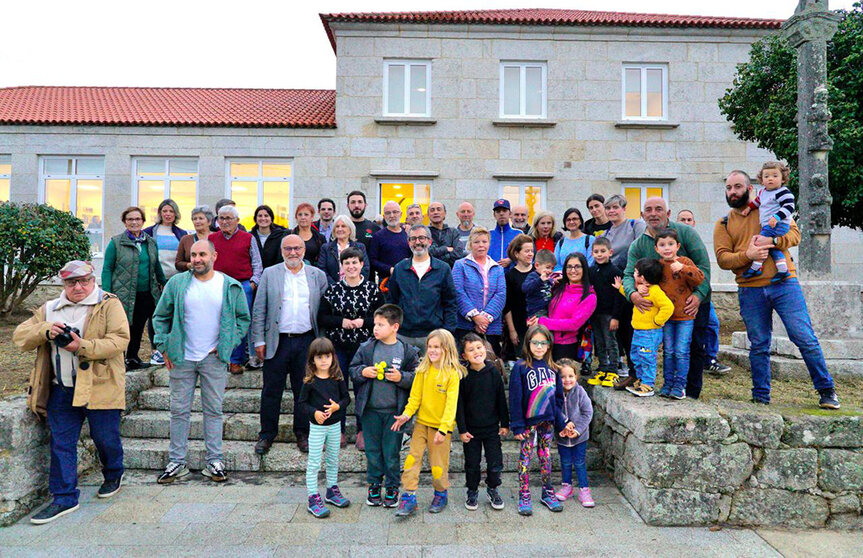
[539,284,597,345]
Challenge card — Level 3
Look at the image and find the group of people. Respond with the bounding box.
[15,161,841,525]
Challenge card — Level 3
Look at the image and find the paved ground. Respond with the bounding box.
[1,471,860,557]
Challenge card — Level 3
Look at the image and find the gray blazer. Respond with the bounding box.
[251,263,328,360]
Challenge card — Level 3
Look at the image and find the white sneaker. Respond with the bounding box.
[150,350,165,366]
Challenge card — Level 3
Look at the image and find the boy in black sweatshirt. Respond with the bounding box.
[456,333,509,511]
[587,237,625,381]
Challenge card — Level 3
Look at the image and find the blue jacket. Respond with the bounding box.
[387,256,457,337]
[315,240,370,285]
[508,359,565,435]
[489,223,521,262]
[451,256,507,335]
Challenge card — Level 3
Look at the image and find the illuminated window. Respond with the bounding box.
[499,182,546,223]
[379,181,432,225]
[39,156,104,253]
[133,158,198,227]
[227,160,292,230]
[383,60,431,117]
[0,155,10,202]
[500,61,547,118]
[622,64,667,120]
[622,184,667,220]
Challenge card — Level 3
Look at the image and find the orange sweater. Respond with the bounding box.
[659,257,704,321]
[713,210,800,287]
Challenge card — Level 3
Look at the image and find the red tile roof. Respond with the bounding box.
[0,87,336,128]
[320,8,783,51]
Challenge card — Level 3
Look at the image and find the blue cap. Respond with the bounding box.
[493,199,511,211]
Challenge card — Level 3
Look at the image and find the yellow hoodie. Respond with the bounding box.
[620,284,675,330]
[402,366,460,434]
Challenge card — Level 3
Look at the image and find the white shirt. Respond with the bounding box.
[280,263,312,334]
[46,287,101,386]
[183,272,225,361]
[412,257,431,279]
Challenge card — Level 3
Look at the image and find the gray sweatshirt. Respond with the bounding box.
[604,218,647,270]
[556,383,594,447]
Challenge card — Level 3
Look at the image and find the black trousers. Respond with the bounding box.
[463,429,503,491]
[259,332,314,441]
[616,300,636,376]
[686,298,711,400]
[127,291,155,361]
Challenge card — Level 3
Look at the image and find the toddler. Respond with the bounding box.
[554,359,595,508]
[742,161,795,283]
[522,249,558,319]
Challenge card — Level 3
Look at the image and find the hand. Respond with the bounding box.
[164,353,174,371]
[61,331,81,353]
[526,316,538,327]
[255,345,266,361]
[514,432,526,441]
[741,207,751,216]
[49,322,67,340]
[384,368,402,383]
[323,398,340,414]
[350,318,364,329]
[250,282,257,291]
[565,422,576,436]
[670,260,683,273]
[540,270,552,281]
[631,292,653,313]
[611,276,622,290]
[391,414,410,431]
[637,283,650,297]
[342,318,355,329]
[460,432,473,443]
[361,366,378,379]
[314,410,328,425]
[510,332,519,345]
[433,431,446,445]
[497,257,511,268]
[609,319,619,332]
[472,313,490,329]
[745,236,771,262]
[559,428,570,438]
[683,295,701,317]
[768,216,778,228]
[499,427,509,437]
[389,267,394,276]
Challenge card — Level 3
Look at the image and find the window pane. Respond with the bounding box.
[137,159,165,176]
[646,68,663,118]
[45,158,72,175]
[262,162,291,178]
[387,64,406,114]
[0,155,10,175]
[625,68,642,117]
[524,186,542,222]
[76,179,103,252]
[503,66,521,116]
[415,183,431,225]
[232,181,259,230]
[647,187,664,200]
[409,64,427,115]
[169,159,197,176]
[0,179,9,202]
[169,180,197,221]
[45,179,71,211]
[137,180,165,225]
[501,185,520,208]
[263,181,290,228]
[380,182,413,217]
[230,162,259,177]
[525,66,543,116]
[624,187,641,220]
[75,158,104,175]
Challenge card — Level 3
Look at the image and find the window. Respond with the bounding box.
[227,160,292,230]
[622,184,667,220]
[499,182,546,223]
[133,158,198,226]
[622,64,668,120]
[500,61,547,118]
[383,60,431,117]
[379,181,432,225]
[39,156,104,253]
[0,155,10,202]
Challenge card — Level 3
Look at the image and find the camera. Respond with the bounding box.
[54,324,81,348]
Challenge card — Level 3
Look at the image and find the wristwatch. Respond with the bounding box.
[772,237,779,246]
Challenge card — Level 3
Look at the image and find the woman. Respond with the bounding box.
[175,206,214,272]
[290,203,326,265]
[143,199,187,281]
[102,206,166,370]
[503,234,534,362]
[554,208,595,271]
[451,227,507,356]
[531,252,597,362]
[250,204,288,269]
[317,247,384,450]
[528,211,562,254]
[316,215,370,285]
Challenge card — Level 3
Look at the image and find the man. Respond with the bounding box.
[511,204,530,233]
[314,198,336,241]
[584,194,612,237]
[152,240,251,484]
[209,205,262,374]
[347,190,380,249]
[620,197,712,399]
[387,224,458,353]
[252,235,328,454]
[405,204,424,227]
[715,171,839,409]
[427,201,465,267]
[489,199,521,268]
[209,198,246,232]
[676,209,732,375]
[369,201,411,279]
[14,261,129,524]
[455,202,476,251]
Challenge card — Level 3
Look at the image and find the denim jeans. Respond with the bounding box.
[738,278,834,402]
[704,302,720,361]
[230,280,254,365]
[361,409,403,489]
[591,313,620,371]
[760,222,791,263]
[663,320,695,392]
[631,328,663,387]
[558,441,589,488]
[169,353,228,465]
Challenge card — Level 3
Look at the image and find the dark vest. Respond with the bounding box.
[210,230,253,281]
[109,233,162,323]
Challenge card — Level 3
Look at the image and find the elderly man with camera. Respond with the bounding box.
[14,260,130,525]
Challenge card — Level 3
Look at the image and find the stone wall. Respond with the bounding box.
[591,388,863,529]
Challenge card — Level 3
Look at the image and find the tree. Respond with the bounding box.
[0,202,92,314]
[718,2,863,229]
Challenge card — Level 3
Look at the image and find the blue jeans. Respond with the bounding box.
[760,222,790,263]
[738,278,834,402]
[631,328,663,387]
[663,320,695,391]
[704,302,720,360]
[230,280,254,365]
[558,442,589,488]
[47,385,124,507]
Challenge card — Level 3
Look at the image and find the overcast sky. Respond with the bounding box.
[0,0,855,90]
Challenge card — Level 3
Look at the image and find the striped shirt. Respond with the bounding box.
[750,186,795,226]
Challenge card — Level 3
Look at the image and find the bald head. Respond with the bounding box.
[511,205,529,228]
[641,197,670,234]
[457,202,475,229]
[383,201,402,229]
[281,234,305,269]
[189,239,217,276]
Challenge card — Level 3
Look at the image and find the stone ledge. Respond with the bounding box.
[782,414,863,448]
[731,331,863,361]
[491,118,557,128]
[719,345,863,379]
[614,120,680,129]
[374,116,437,126]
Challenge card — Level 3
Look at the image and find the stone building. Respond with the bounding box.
[1,8,860,280]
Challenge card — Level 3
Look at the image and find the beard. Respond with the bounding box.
[349,207,365,219]
[726,189,750,209]
[192,262,213,276]
[411,247,428,258]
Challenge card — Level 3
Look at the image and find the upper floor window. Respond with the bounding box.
[383,60,431,117]
[622,184,668,220]
[499,182,545,224]
[0,155,10,202]
[500,61,547,118]
[133,158,198,227]
[40,156,104,253]
[622,64,668,120]
[379,181,432,225]
[227,159,292,230]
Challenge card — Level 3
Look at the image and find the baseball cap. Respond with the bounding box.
[493,199,511,211]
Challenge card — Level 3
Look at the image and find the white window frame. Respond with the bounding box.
[382,59,432,117]
[620,183,669,217]
[38,156,105,253]
[131,157,199,207]
[499,61,548,119]
[377,180,434,217]
[621,64,669,121]
[225,158,293,203]
[498,181,547,222]
[0,155,10,202]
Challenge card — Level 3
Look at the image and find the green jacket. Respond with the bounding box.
[151,271,251,364]
[622,221,711,302]
[102,232,167,323]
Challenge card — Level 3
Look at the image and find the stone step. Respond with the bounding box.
[137,387,357,415]
[718,345,863,379]
[730,331,863,361]
[153,369,263,390]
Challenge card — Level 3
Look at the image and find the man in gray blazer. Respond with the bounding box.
[251,235,328,454]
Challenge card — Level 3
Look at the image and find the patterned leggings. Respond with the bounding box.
[306,422,341,495]
[517,421,553,493]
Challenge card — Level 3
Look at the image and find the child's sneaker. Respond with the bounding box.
[465,489,478,511]
[395,492,417,517]
[307,494,330,518]
[156,461,189,484]
[428,490,447,513]
[325,485,350,508]
[201,460,227,482]
[600,372,618,387]
[555,483,573,501]
[383,486,399,508]
[517,490,533,516]
[578,487,595,508]
[669,387,686,400]
[366,484,382,506]
[657,384,672,398]
[627,380,655,397]
[741,268,762,279]
[586,371,605,386]
[540,486,563,512]
[487,487,504,510]
[771,270,791,284]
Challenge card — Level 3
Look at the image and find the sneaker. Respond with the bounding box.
[395,492,417,517]
[384,486,399,508]
[578,487,596,508]
[149,350,165,366]
[517,490,532,516]
[818,388,840,410]
[355,431,365,452]
[428,490,448,513]
[325,485,350,508]
[657,384,672,398]
[706,358,732,375]
[586,371,606,386]
[555,483,573,501]
[669,387,686,400]
[741,268,763,279]
[30,502,79,525]
[540,486,563,512]
[613,375,637,392]
[307,493,330,518]
[245,356,263,370]
[157,462,190,484]
[751,397,770,405]
[229,363,244,375]
[201,461,228,482]
[600,372,618,387]
[97,475,123,498]
[401,433,412,450]
[627,381,655,397]
[487,487,504,510]
[465,489,479,511]
[770,270,791,284]
[366,484,382,506]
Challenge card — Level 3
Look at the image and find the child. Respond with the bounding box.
[299,337,352,518]
[654,229,705,399]
[613,259,674,397]
[741,161,795,283]
[522,249,558,319]
[349,304,419,509]
[554,359,595,508]
[509,324,565,516]
[392,329,465,516]
[587,237,624,386]
[456,333,509,511]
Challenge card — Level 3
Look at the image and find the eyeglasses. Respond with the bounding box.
[529,340,550,347]
[408,236,429,243]
[565,264,583,271]
[125,217,143,222]
[218,216,237,221]
[63,278,93,287]
[283,246,303,253]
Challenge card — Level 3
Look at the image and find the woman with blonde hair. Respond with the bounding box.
[528,211,562,253]
[316,214,370,284]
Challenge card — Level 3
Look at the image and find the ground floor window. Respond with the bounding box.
[379,181,432,224]
[622,184,668,220]
[499,182,545,224]
[0,155,9,202]
[227,160,292,230]
[133,158,198,226]
[40,156,104,254]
